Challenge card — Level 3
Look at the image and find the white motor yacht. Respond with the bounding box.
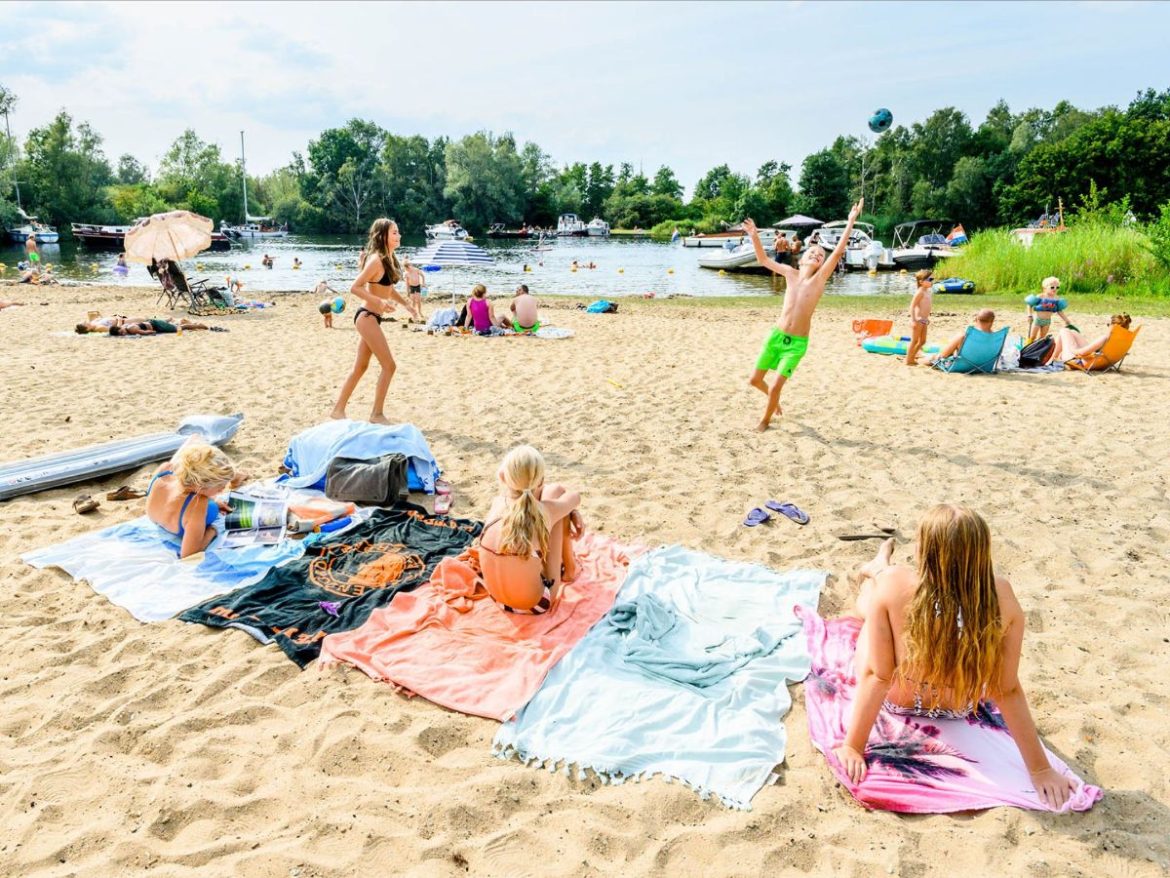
[7,210,59,244]
[556,213,588,236]
[586,217,610,237]
[891,220,960,271]
[697,241,771,273]
[425,220,470,240]
[220,217,288,239]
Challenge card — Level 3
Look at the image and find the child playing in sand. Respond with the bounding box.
[315,280,339,328]
[904,270,934,366]
[145,440,245,559]
[832,504,1078,809]
[478,445,584,614]
[742,198,864,431]
[1026,277,1072,343]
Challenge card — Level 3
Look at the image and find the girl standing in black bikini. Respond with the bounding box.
[330,218,421,424]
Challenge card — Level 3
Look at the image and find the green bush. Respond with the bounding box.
[1143,202,1170,271]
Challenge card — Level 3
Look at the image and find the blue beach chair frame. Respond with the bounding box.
[934,326,1009,374]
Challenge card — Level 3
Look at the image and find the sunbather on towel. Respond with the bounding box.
[478,445,583,614]
[1046,313,1131,365]
[742,198,863,431]
[926,309,996,365]
[145,440,245,558]
[108,318,211,336]
[832,504,1077,809]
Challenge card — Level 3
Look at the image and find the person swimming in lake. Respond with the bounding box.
[478,445,583,615]
[832,504,1079,809]
[145,440,247,558]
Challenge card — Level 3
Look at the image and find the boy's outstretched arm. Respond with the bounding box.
[819,198,864,279]
[741,218,792,277]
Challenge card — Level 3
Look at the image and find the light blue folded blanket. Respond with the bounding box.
[493,545,826,809]
[23,517,305,622]
[281,420,440,494]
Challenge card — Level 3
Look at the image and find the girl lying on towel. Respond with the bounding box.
[833,504,1077,809]
[478,445,583,615]
[145,440,244,559]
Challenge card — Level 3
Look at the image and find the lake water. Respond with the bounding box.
[1,233,921,298]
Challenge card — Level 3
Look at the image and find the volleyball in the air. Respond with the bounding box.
[868,108,894,133]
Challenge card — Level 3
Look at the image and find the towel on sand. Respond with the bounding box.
[281,420,440,494]
[493,546,826,809]
[23,517,304,622]
[799,606,1103,813]
[320,532,636,720]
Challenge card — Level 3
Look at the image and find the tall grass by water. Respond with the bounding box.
[944,223,1169,297]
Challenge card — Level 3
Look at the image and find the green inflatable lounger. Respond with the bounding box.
[0,413,244,501]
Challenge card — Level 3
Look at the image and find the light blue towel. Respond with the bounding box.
[493,545,826,809]
[23,517,305,622]
[281,420,441,494]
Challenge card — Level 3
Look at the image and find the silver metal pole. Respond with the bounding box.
[240,130,248,221]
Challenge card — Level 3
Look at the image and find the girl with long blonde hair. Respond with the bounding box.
[145,439,243,558]
[330,218,421,424]
[834,504,1076,809]
[478,445,583,614]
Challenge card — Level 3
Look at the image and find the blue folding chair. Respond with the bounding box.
[934,326,1009,374]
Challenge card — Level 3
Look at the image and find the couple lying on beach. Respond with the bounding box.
[144,437,1074,809]
[74,315,222,336]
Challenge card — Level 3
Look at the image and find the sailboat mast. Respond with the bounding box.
[240,130,248,222]
[2,107,20,211]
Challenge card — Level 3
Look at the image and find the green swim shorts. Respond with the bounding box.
[755,328,809,377]
[513,319,540,333]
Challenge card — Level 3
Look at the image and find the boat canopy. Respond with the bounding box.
[892,219,957,249]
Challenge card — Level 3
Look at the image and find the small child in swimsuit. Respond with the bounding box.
[904,269,934,366]
[145,440,242,558]
[1026,277,1072,342]
[403,260,425,324]
[315,280,338,328]
[478,445,583,615]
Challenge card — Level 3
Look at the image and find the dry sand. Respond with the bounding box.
[1,283,1168,877]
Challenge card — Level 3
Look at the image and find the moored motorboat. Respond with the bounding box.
[556,213,588,236]
[425,220,470,240]
[586,217,610,237]
[220,219,288,239]
[7,214,59,245]
[486,223,531,239]
[683,227,775,248]
[891,219,961,271]
[697,241,773,273]
[74,221,231,251]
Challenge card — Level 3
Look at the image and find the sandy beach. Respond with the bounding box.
[1,283,1168,877]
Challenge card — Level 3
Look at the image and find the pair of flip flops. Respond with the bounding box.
[744,501,810,528]
[838,524,897,541]
[73,494,100,515]
[434,479,453,515]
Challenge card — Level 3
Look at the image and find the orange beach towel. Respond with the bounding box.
[318,532,639,720]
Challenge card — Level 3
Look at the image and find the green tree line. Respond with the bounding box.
[2,82,1168,240]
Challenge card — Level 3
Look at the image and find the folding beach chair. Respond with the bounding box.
[933,326,1009,374]
[1066,324,1141,374]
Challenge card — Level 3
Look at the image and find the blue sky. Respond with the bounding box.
[1,1,1167,194]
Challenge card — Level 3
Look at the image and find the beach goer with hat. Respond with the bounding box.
[741,198,863,432]
[833,504,1079,809]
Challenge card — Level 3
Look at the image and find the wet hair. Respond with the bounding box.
[498,445,550,560]
[901,505,1004,710]
[1110,313,1132,329]
[915,269,933,284]
[471,283,487,298]
[364,218,402,285]
[173,442,235,491]
[974,309,995,326]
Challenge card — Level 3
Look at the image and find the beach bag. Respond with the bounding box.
[998,335,1022,371]
[1018,336,1055,369]
[428,307,459,329]
[586,299,618,314]
[325,453,409,506]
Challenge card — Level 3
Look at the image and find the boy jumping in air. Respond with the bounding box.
[743,198,863,431]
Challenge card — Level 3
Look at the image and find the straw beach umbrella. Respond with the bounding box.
[123,210,214,264]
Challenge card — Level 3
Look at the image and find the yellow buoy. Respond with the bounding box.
[667,268,674,274]
[718,269,726,276]
[617,268,624,274]
[195,263,203,270]
[571,267,577,272]
[335,263,343,269]
[867,270,877,276]
[244,264,252,270]
[899,269,907,274]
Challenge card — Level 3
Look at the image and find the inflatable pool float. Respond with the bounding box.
[933,277,976,294]
[862,335,942,356]
[0,413,244,501]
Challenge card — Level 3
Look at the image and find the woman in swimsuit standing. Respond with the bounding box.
[330,218,421,424]
[479,445,583,614]
[145,440,242,558]
[834,504,1077,809]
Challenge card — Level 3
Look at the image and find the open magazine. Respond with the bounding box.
[221,490,289,548]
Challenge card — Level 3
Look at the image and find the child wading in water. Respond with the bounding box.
[905,269,934,366]
[834,504,1078,809]
[478,445,584,615]
[743,198,863,431]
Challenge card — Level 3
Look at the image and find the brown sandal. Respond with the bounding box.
[106,485,146,501]
[73,494,100,514]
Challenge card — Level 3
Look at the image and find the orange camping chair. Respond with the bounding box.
[1065,324,1140,374]
[852,318,894,345]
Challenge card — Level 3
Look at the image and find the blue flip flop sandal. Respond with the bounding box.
[743,507,772,527]
[765,500,810,525]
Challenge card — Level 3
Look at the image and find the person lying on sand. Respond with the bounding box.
[1046,313,1131,365]
[109,318,214,336]
[0,300,26,310]
[926,309,996,365]
[478,445,583,615]
[742,198,863,431]
[833,504,1077,809]
[145,440,247,559]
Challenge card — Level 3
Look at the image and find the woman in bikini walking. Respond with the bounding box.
[330,218,421,424]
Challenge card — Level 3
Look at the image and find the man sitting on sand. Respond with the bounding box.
[926,310,996,365]
[742,198,864,432]
[509,284,541,333]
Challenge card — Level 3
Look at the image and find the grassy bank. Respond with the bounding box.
[943,223,1170,298]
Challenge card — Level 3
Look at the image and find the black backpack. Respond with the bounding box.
[1019,336,1055,369]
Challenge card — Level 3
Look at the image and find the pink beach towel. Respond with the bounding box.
[319,532,638,720]
[798,606,1103,813]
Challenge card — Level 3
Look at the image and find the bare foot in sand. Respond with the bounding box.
[369,414,392,425]
[857,537,896,583]
[755,405,781,432]
[329,408,348,420]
